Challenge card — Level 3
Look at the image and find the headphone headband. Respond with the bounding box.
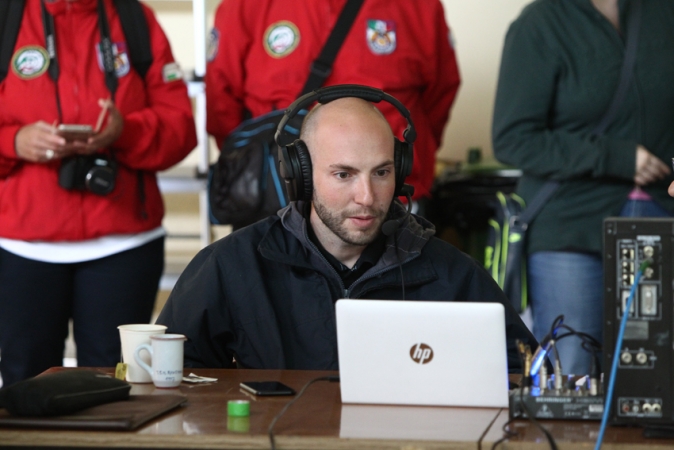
[275,84,417,147]
[275,84,416,202]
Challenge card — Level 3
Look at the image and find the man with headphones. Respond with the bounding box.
[158,86,536,373]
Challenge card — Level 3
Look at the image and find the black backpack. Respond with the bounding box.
[0,0,153,84]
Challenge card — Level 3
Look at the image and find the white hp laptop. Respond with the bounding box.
[335,299,509,408]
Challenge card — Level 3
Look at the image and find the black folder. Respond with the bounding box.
[0,395,186,431]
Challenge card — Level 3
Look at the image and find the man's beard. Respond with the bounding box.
[313,193,388,246]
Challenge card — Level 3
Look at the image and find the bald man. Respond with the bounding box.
[158,98,536,373]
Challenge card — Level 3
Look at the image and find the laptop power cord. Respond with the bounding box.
[268,375,340,450]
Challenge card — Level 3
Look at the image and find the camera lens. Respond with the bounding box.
[85,160,116,195]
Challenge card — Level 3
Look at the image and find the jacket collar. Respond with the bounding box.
[261,200,436,275]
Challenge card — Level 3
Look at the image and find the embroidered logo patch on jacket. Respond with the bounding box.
[264,21,300,58]
[207,28,220,62]
[162,62,183,82]
[96,42,130,77]
[366,19,396,55]
[11,46,50,79]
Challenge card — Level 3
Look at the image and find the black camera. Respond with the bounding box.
[58,154,117,196]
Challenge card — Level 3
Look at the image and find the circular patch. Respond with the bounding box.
[11,46,50,79]
[264,21,300,58]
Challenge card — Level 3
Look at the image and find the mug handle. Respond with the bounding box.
[134,343,153,376]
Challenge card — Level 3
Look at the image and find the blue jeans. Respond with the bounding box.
[528,252,604,376]
[618,198,672,218]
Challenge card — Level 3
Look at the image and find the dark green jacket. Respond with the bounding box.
[493,0,674,254]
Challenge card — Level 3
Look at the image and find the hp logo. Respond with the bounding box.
[410,343,434,364]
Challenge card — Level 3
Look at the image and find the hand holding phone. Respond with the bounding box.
[56,124,94,142]
[239,381,296,396]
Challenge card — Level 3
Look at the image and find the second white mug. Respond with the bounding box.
[134,334,187,388]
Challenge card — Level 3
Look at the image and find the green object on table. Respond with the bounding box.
[227,399,250,417]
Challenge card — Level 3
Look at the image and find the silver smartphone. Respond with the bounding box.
[56,124,93,141]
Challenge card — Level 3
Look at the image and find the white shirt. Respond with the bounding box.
[0,227,165,263]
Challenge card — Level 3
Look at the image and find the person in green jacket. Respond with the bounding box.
[492,0,674,375]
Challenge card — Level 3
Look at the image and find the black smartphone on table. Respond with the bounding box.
[239,381,296,396]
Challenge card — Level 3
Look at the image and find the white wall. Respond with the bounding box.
[440,0,530,162]
[145,0,531,163]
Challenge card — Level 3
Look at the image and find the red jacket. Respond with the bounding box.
[0,0,197,241]
[206,0,460,200]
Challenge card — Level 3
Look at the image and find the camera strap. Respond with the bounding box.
[96,0,118,100]
[40,0,118,121]
[40,0,62,122]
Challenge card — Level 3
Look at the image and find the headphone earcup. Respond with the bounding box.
[394,138,413,197]
[292,139,313,202]
[281,139,314,201]
[279,141,299,202]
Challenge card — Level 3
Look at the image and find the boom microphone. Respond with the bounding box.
[382,188,413,237]
[381,220,399,237]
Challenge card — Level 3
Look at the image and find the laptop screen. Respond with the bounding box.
[336,299,509,407]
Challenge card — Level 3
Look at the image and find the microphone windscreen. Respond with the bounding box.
[381,220,399,236]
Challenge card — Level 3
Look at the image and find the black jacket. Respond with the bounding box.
[157,201,537,372]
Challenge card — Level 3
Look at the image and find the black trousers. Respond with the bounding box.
[0,237,164,387]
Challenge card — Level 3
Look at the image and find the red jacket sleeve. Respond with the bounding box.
[422,1,461,145]
[112,4,197,171]
[0,155,19,178]
[0,124,21,178]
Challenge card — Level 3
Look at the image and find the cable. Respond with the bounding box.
[382,192,412,301]
[496,340,558,450]
[394,231,405,300]
[594,259,651,450]
[490,417,518,450]
[529,315,564,376]
[533,315,602,379]
[502,312,606,450]
[268,375,340,450]
[516,385,559,450]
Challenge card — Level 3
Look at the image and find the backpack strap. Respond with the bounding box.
[113,0,153,79]
[0,0,25,84]
[299,0,364,96]
[592,0,642,137]
[0,0,152,84]
[517,180,560,228]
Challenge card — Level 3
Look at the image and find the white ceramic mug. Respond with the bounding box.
[134,334,187,388]
[118,324,167,383]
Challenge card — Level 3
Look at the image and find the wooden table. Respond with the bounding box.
[0,368,673,449]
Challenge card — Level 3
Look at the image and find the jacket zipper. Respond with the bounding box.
[348,252,420,297]
[303,226,420,298]
[302,229,349,297]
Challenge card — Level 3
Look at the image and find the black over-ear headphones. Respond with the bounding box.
[275,84,416,203]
